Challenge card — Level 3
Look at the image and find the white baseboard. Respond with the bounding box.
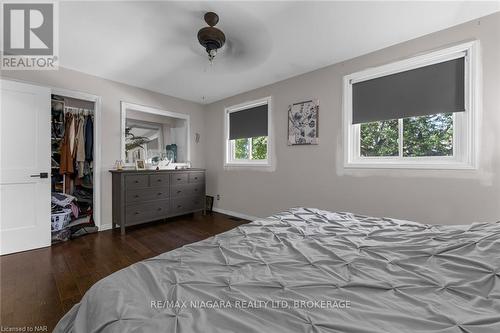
[99,223,113,231]
[212,207,259,221]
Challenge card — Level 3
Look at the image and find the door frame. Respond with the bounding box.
[51,87,102,229]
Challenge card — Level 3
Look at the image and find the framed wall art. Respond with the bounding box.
[288,99,319,145]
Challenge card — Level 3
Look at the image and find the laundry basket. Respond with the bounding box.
[51,209,72,231]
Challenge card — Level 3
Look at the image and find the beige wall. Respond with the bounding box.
[204,12,500,225]
[1,67,205,228]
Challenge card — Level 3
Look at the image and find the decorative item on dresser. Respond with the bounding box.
[110,169,206,234]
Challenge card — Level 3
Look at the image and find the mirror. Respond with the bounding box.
[121,102,190,169]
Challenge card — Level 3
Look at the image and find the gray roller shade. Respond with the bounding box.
[229,104,268,140]
[352,57,465,124]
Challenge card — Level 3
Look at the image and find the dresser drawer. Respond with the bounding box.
[171,184,189,198]
[188,172,205,183]
[171,184,204,198]
[171,173,188,185]
[171,196,204,214]
[125,200,169,225]
[191,196,205,210]
[126,188,169,204]
[125,174,149,189]
[190,183,204,196]
[150,174,170,187]
[171,197,193,214]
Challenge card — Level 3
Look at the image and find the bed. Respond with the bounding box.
[54,207,500,333]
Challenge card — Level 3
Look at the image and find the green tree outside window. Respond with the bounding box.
[360,113,453,157]
[403,113,453,157]
[233,136,268,160]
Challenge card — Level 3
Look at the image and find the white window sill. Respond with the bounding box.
[344,160,477,170]
[224,161,275,171]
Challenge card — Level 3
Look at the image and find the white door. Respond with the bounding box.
[0,80,51,255]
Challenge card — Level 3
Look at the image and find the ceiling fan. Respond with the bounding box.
[197,12,226,64]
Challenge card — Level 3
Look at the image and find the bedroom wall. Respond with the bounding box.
[0,67,205,229]
[204,12,500,225]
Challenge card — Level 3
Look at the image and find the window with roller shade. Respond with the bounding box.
[343,41,478,169]
[225,97,271,166]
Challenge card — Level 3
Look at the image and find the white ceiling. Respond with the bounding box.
[59,1,500,104]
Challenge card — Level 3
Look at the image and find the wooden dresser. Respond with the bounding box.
[110,169,205,234]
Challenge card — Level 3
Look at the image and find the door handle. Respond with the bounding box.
[30,172,48,178]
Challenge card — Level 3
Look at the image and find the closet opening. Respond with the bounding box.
[51,93,97,243]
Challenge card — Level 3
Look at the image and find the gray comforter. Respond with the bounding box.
[54,208,500,333]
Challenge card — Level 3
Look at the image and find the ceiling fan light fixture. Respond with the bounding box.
[197,12,225,64]
[208,49,217,62]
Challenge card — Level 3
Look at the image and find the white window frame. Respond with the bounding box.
[224,96,273,168]
[343,41,480,170]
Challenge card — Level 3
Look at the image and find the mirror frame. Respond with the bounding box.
[120,101,191,167]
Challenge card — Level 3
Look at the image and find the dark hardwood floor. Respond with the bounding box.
[0,212,247,331]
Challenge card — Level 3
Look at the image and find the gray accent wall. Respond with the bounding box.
[204,12,500,225]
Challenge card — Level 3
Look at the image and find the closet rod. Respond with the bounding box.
[63,106,94,115]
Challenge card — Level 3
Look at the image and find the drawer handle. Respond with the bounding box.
[157,192,162,195]
[134,180,139,183]
[157,179,162,182]
[177,178,182,181]
[177,190,181,194]
[177,205,182,208]
[158,208,162,211]
[134,212,140,215]
[194,189,198,192]
[134,195,139,198]
[194,177,198,180]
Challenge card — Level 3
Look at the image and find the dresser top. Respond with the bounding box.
[109,168,205,174]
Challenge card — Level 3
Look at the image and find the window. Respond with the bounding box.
[225,97,272,167]
[360,113,454,158]
[343,41,479,169]
[232,137,268,160]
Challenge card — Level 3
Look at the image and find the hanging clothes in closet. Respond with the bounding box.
[59,112,75,177]
[83,115,94,188]
[75,114,86,178]
[59,108,94,191]
[85,115,93,162]
[52,101,96,244]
